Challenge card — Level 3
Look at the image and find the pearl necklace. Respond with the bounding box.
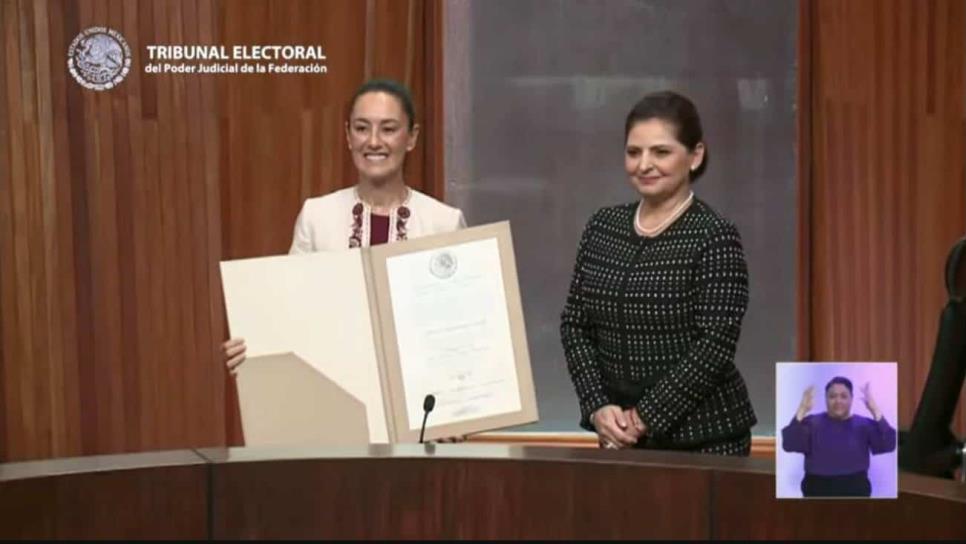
[635,191,694,237]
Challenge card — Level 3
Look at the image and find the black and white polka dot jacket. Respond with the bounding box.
[561,199,758,446]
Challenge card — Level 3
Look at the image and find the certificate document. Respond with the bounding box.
[385,238,522,430]
[223,221,538,445]
[371,221,538,442]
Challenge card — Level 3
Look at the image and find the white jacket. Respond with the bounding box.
[289,186,466,253]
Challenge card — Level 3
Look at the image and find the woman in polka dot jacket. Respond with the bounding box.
[561,91,757,456]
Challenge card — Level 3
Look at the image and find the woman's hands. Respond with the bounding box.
[593,405,647,449]
[223,338,247,375]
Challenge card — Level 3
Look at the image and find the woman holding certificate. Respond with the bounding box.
[560,91,757,455]
[223,78,465,370]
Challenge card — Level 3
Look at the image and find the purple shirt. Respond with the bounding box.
[781,412,897,476]
[371,214,390,245]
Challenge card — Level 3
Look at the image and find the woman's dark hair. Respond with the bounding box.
[348,78,416,130]
[624,91,708,181]
[825,376,854,396]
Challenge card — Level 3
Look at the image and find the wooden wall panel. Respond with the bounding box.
[0,0,443,461]
[806,0,966,436]
[0,0,227,461]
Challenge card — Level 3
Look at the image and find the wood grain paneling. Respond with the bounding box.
[0,450,208,539]
[210,454,710,539]
[2,446,964,540]
[465,432,778,460]
[0,0,444,461]
[804,0,966,437]
[714,470,966,540]
[203,446,966,540]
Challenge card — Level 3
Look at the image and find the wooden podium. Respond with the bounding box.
[1,445,964,539]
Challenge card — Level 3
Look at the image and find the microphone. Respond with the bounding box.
[419,394,436,444]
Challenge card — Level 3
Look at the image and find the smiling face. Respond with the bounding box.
[345,91,419,184]
[624,118,704,202]
[826,383,853,420]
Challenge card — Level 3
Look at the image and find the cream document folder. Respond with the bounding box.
[221,221,539,445]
